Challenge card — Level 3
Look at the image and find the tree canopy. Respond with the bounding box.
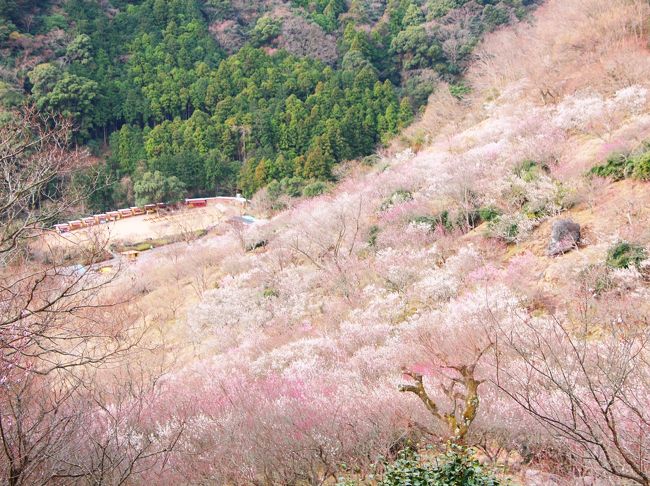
[0,0,539,210]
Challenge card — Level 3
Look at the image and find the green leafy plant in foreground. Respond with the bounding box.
[338,445,503,485]
[381,446,502,486]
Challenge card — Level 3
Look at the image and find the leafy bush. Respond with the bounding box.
[302,181,328,197]
[606,241,647,269]
[428,0,464,19]
[589,153,633,181]
[449,83,471,100]
[378,446,502,486]
[263,287,279,298]
[483,5,510,29]
[412,212,453,232]
[514,159,547,182]
[411,206,498,234]
[280,177,305,198]
[135,243,154,252]
[267,177,307,200]
[631,151,650,180]
[250,15,282,46]
[134,171,185,206]
[478,206,501,223]
[589,149,650,181]
[267,180,282,200]
[41,13,68,32]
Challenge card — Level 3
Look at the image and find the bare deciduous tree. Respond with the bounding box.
[0,106,179,484]
[494,310,650,485]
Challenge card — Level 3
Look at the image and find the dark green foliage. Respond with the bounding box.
[632,151,650,180]
[391,25,444,70]
[134,171,186,206]
[292,0,346,32]
[483,4,510,28]
[449,82,471,99]
[478,206,501,223]
[428,0,470,19]
[2,0,538,210]
[280,177,305,198]
[589,148,650,181]
[589,153,634,181]
[606,241,647,270]
[266,176,321,200]
[302,180,328,197]
[42,13,67,32]
[514,159,548,182]
[250,16,282,46]
[378,446,502,486]
[205,0,233,21]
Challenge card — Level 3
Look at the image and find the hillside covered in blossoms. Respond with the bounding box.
[2,0,650,484]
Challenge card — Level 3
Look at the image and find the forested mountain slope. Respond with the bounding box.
[1,0,538,212]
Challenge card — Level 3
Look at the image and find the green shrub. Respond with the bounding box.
[483,5,510,29]
[589,153,632,181]
[631,151,650,180]
[514,159,547,182]
[411,211,452,232]
[589,149,650,181]
[267,179,282,200]
[411,207,497,234]
[263,287,279,298]
[478,206,501,223]
[428,0,463,18]
[134,171,185,206]
[280,177,305,198]
[606,241,647,269]
[449,82,471,99]
[302,181,328,197]
[378,446,502,486]
[367,225,380,249]
[42,13,68,32]
[250,15,282,46]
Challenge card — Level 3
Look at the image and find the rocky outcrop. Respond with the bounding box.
[548,219,581,256]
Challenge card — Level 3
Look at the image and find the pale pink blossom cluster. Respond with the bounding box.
[90,3,650,480]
